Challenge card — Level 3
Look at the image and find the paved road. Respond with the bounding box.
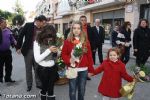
[0,48,150,100]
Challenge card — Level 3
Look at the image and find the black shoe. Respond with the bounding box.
[39,91,46,100]
[87,77,91,80]
[47,95,55,100]
[36,85,42,89]
[5,79,15,83]
[0,78,3,83]
[27,86,32,92]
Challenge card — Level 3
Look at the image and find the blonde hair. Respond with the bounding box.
[67,20,88,45]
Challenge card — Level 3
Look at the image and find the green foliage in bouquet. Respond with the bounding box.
[55,37,63,47]
[130,64,150,82]
[55,32,64,47]
[73,46,83,58]
[56,57,65,71]
[140,65,150,75]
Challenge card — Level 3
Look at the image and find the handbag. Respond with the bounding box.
[65,67,78,79]
[117,44,125,57]
[65,56,83,79]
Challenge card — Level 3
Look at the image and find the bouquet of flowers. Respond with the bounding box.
[120,65,150,100]
[55,32,64,48]
[56,57,66,78]
[69,39,84,68]
[131,65,150,82]
[73,43,83,58]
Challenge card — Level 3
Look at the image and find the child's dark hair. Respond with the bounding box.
[107,48,120,59]
[36,24,56,45]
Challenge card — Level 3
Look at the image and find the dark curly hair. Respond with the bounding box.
[36,24,56,45]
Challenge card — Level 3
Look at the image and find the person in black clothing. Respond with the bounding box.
[64,20,73,39]
[92,19,105,64]
[111,25,120,47]
[133,19,150,67]
[116,21,132,64]
[79,15,94,80]
[16,15,47,91]
[12,25,23,41]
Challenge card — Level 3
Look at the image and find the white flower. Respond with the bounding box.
[76,43,82,49]
[56,32,64,39]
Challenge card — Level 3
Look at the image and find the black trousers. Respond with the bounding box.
[0,49,13,80]
[37,65,58,96]
[92,44,103,64]
[136,50,149,67]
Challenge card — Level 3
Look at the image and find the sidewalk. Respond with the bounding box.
[102,43,150,62]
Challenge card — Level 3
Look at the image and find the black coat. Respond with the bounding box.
[111,30,118,47]
[133,27,150,55]
[86,25,95,50]
[16,22,34,56]
[92,26,105,47]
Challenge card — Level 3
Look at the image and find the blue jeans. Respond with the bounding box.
[69,70,88,100]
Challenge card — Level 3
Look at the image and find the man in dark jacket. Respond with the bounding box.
[92,19,105,64]
[64,20,73,39]
[79,15,94,80]
[16,15,47,91]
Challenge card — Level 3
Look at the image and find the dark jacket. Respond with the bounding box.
[64,28,70,39]
[92,26,105,47]
[16,22,34,56]
[111,30,118,47]
[133,27,150,53]
[85,25,94,50]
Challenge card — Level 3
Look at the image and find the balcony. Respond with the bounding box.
[77,0,129,11]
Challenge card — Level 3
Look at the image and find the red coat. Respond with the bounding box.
[94,59,133,98]
[61,40,94,73]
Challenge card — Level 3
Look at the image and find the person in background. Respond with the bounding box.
[111,25,120,47]
[64,20,73,39]
[133,19,150,67]
[16,15,47,91]
[92,19,105,64]
[34,24,59,100]
[116,21,132,64]
[79,15,94,80]
[0,17,16,83]
[62,21,94,100]
[92,48,135,100]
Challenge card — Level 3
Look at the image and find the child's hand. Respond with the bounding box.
[88,73,94,77]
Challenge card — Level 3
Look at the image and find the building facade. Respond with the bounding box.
[35,0,150,42]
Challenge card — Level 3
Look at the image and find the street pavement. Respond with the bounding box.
[0,46,150,100]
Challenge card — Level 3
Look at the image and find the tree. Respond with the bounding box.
[0,9,15,24]
[13,0,24,15]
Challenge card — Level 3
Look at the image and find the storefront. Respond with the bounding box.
[140,3,150,25]
[93,9,125,40]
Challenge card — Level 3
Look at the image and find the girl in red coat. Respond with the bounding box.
[94,48,134,100]
[61,21,94,100]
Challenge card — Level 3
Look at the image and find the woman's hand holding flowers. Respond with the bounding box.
[49,46,58,53]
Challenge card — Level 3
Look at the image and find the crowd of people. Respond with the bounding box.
[0,14,150,100]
